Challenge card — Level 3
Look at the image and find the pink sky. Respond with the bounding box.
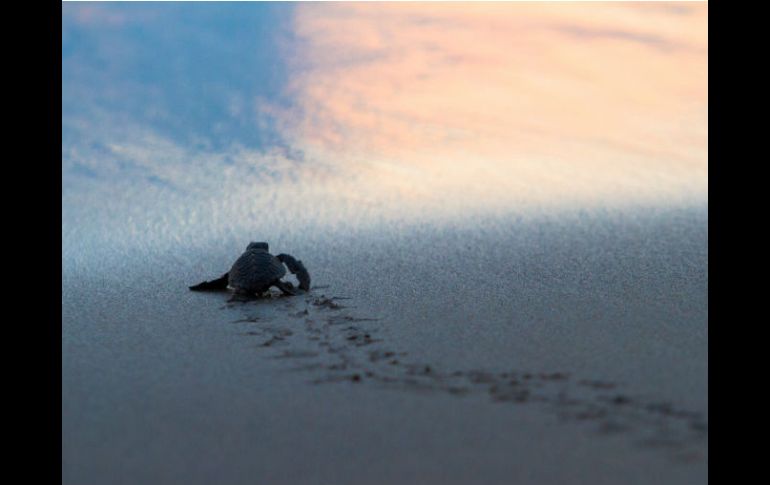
[264,2,707,214]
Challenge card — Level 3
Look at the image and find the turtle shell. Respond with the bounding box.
[228,248,286,292]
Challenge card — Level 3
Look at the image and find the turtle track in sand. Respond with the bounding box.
[224,288,707,464]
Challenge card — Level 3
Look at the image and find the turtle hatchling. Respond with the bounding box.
[189,242,310,299]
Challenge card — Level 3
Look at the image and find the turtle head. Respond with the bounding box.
[247,241,269,252]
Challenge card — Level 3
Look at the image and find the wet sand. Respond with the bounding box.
[62,204,707,485]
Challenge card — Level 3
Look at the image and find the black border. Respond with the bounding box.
[54,1,63,480]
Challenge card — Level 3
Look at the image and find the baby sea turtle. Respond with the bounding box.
[189,242,310,299]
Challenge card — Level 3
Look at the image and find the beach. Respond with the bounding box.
[63,202,707,485]
[62,3,708,484]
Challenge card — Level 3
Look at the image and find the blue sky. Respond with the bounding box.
[63,2,295,156]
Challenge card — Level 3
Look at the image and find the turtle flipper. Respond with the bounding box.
[274,280,297,296]
[189,272,230,291]
[277,254,311,291]
[228,289,256,302]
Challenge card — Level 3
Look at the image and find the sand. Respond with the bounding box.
[62,203,707,485]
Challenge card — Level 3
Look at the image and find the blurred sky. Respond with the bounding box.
[62,2,708,252]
